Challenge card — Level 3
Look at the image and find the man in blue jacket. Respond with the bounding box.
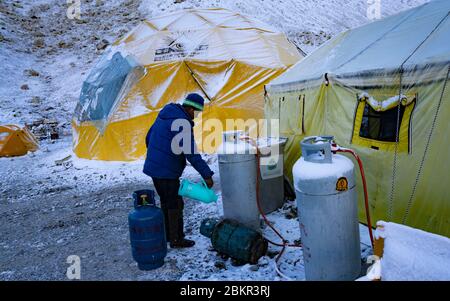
[143,93,214,248]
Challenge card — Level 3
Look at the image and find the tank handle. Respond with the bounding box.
[300,136,334,164]
[132,190,156,209]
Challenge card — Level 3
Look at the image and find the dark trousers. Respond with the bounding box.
[152,178,185,242]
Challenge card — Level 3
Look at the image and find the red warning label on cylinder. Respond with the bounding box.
[336,177,349,191]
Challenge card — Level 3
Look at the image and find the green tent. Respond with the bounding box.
[265,0,450,237]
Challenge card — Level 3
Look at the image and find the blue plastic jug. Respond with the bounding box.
[178,179,218,204]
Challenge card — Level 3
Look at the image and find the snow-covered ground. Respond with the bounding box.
[0,0,428,280]
[0,136,373,280]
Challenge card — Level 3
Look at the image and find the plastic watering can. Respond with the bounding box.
[178,179,218,204]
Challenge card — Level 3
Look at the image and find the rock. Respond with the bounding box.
[43,186,73,194]
[39,4,51,12]
[34,38,45,48]
[24,69,39,77]
[46,47,57,55]
[0,33,4,42]
[58,41,69,48]
[214,261,226,270]
[33,31,45,37]
[55,155,72,166]
[118,28,128,36]
[285,211,297,219]
[31,96,41,106]
[20,84,29,90]
[267,250,279,259]
[96,39,110,50]
[293,239,302,246]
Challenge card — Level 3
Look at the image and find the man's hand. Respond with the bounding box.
[204,178,214,188]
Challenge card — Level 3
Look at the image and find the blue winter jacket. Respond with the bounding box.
[143,103,214,180]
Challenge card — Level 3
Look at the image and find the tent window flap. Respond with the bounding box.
[352,93,416,152]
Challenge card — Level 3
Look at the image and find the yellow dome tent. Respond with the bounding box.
[72,8,302,161]
[0,125,39,157]
[265,0,450,237]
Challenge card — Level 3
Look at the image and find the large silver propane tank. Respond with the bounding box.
[218,131,260,231]
[293,136,361,281]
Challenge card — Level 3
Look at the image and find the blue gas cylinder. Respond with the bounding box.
[128,190,167,270]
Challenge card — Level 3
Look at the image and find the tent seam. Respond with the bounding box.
[401,11,450,68]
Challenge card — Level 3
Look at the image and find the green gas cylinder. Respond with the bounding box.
[200,218,268,264]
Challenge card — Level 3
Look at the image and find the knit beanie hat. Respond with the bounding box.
[182,93,205,111]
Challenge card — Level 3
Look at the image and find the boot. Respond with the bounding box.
[168,209,195,248]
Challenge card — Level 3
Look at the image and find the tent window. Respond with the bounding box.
[351,93,416,153]
[359,103,406,142]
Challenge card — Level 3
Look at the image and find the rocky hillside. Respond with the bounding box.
[0,0,428,136]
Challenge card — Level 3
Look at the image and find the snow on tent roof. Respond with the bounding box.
[267,0,450,92]
[111,7,296,68]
